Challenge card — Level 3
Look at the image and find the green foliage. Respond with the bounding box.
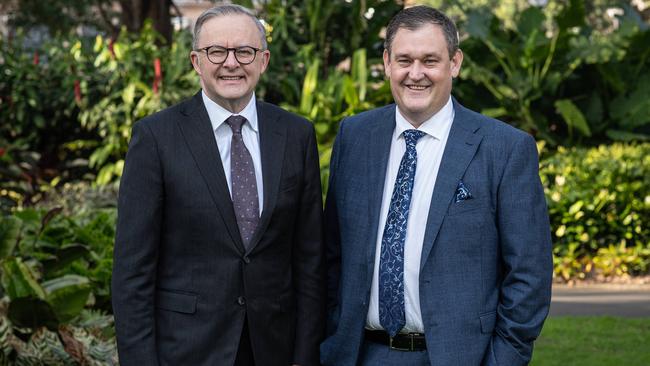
[281,49,389,190]
[458,2,589,143]
[0,204,117,363]
[540,143,650,280]
[457,1,650,145]
[0,24,198,210]
[0,205,116,313]
[77,23,198,184]
[254,0,400,105]
[7,0,117,37]
[0,32,92,210]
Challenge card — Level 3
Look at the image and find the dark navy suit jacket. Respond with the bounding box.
[112,92,325,366]
[321,100,552,365]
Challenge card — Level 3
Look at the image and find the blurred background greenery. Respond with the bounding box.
[0,0,649,364]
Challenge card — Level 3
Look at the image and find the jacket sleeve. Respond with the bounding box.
[323,119,344,337]
[112,121,162,366]
[482,133,553,366]
[291,124,326,366]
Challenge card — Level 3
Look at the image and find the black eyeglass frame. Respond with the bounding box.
[196,45,264,65]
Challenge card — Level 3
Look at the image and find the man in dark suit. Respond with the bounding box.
[321,6,552,366]
[112,5,324,366]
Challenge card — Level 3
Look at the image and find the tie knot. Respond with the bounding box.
[402,129,426,149]
[226,115,247,134]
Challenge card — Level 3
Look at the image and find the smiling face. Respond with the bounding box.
[190,14,270,113]
[384,23,463,127]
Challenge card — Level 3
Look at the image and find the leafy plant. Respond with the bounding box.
[541,143,650,280]
[76,22,199,184]
[456,0,650,145]
[0,206,117,363]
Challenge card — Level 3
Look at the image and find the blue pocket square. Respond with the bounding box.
[454,181,473,203]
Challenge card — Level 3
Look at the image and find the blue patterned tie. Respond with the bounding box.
[379,129,426,337]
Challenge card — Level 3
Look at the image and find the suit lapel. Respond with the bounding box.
[420,100,483,270]
[247,101,286,253]
[366,106,396,284]
[177,92,246,254]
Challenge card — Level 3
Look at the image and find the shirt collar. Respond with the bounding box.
[394,96,454,141]
[201,91,259,133]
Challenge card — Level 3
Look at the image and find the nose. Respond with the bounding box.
[223,49,239,68]
[408,61,424,81]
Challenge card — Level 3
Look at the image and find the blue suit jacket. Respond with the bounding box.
[321,100,552,366]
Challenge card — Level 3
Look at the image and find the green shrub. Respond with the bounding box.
[0,205,117,363]
[77,23,199,185]
[540,143,650,280]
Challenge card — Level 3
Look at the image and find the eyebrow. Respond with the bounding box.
[393,51,443,59]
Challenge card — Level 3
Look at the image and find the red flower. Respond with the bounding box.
[33,51,39,65]
[74,80,82,103]
[108,38,115,58]
[0,147,5,157]
[154,58,162,78]
[153,58,162,94]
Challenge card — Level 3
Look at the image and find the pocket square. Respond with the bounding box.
[454,180,473,203]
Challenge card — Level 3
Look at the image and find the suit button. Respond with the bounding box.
[237,296,246,306]
[243,256,251,264]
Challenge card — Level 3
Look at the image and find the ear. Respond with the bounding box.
[190,51,202,75]
[259,49,271,74]
[383,49,391,79]
[450,49,463,78]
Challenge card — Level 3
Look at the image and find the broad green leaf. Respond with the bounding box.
[41,244,91,276]
[122,83,136,105]
[0,216,20,259]
[351,49,367,101]
[43,275,92,323]
[96,164,116,185]
[14,209,40,225]
[465,9,491,40]
[517,7,545,37]
[481,107,508,118]
[300,60,320,114]
[556,0,586,30]
[568,201,584,215]
[93,35,103,52]
[606,130,650,141]
[555,99,591,137]
[1,258,46,299]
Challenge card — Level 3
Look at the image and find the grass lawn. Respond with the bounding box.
[531,316,650,365]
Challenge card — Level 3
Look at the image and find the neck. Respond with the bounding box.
[203,89,252,114]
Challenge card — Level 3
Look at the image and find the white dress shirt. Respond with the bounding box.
[202,91,264,214]
[366,97,455,333]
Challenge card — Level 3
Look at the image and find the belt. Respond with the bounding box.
[364,329,427,351]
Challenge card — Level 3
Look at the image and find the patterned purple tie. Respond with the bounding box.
[226,115,259,248]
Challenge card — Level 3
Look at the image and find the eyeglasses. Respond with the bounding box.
[196,45,263,65]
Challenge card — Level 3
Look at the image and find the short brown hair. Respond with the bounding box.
[384,5,459,58]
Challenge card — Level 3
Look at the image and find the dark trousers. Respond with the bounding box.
[234,317,255,366]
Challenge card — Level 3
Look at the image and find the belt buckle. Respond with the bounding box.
[389,334,414,351]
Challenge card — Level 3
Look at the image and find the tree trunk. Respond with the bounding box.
[118,0,172,44]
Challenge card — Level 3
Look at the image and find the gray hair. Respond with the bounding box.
[192,4,267,50]
[384,5,459,59]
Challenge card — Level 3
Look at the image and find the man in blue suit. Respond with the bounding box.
[321,6,552,366]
